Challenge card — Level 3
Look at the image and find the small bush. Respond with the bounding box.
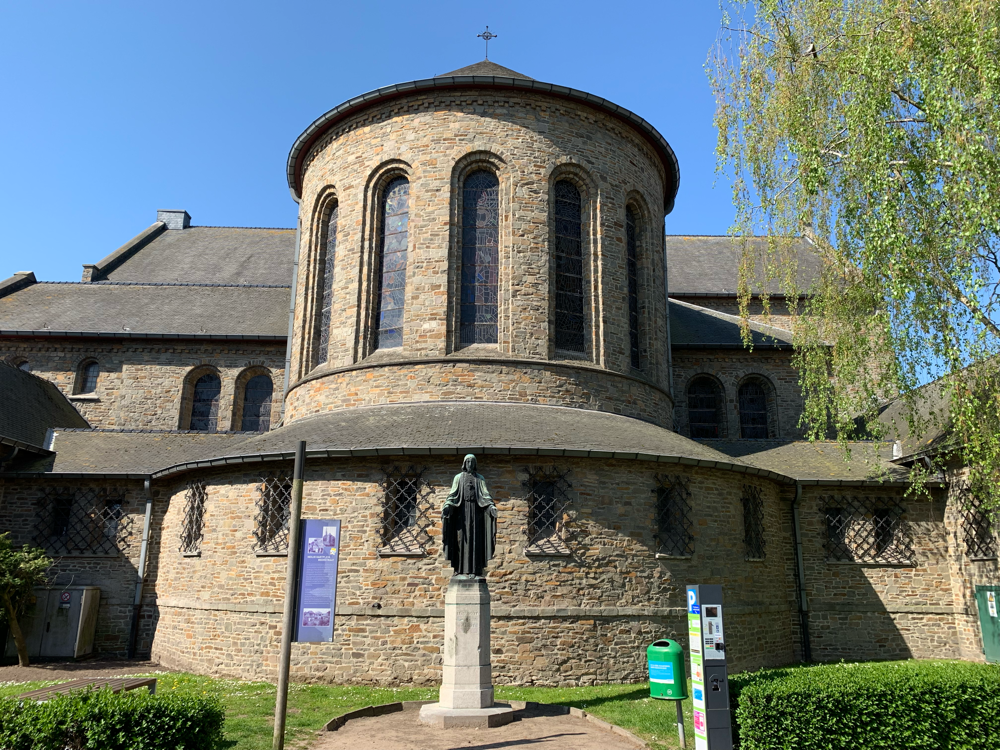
[730,660,1000,750]
[0,686,225,750]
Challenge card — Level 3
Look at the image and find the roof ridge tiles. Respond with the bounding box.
[189,225,295,231]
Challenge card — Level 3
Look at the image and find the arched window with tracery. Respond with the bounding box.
[315,202,338,366]
[460,170,500,345]
[189,373,221,432]
[625,206,641,369]
[688,377,723,438]
[241,375,273,432]
[76,360,100,394]
[739,378,771,439]
[375,177,410,349]
[553,180,585,352]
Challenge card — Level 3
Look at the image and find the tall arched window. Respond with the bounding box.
[315,203,338,366]
[688,377,722,439]
[76,361,99,394]
[189,373,221,432]
[625,206,641,369]
[375,177,410,349]
[460,170,500,345]
[15,360,29,372]
[553,180,585,352]
[241,375,273,432]
[739,379,770,439]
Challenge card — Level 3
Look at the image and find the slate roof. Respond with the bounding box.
[0,282,289,338]
[669,299,793,348]
[708,440,909,484]
[666,236,822,296]
[875,377,953,461]
[0,362,88,451]
[101,226,296,285]
[439,60,534,79]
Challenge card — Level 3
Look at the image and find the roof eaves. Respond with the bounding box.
[0,330,287,341]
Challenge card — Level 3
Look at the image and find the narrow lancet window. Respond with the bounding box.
[554,180,585,352]
[688,377,722,438]
[316,203,338,366]
[626,206,641,368]
[375,177,410,349]
[460,170,500,345]
[241,375,273,432]
[739,379,770,439]
[78,361,99,394]
[189,373,221,432]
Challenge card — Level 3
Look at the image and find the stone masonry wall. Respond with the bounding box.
[149,457,796,685]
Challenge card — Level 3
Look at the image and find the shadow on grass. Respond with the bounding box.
[523,687,651,710]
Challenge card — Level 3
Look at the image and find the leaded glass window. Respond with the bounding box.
[189,373,221,432]
[460,170,500,345]
[739,380,770,439]
[554,180,585,352]
[316,203,338,366]
[241,375,273,432]
[78,361,99,394]
[376,177,409,349]
[626,206,641,368]
[688,377,722,438]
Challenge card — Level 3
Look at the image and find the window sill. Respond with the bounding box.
[525,547,572,558]
[745,557,766,563]
[182,552,202,558]
[45,553,119,559]
[969,556,999,562]
[377,548,426,558]
[254,551,288,557]
[825,559,915,567]
[69,394,100,402]
[552,349,590,362]
[655,553,693,560]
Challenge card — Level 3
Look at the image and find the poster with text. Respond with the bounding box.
[295,519,341,642]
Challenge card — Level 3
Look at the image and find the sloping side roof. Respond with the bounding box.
[0,363,88,449]
[875,378,952,460]
[669,299,793,348]
[0,282,290,338]
[102,227,296,285]
[667,236,822,296]
[709,440,907,484]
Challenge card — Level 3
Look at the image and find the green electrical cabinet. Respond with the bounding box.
[975,585,1000,664]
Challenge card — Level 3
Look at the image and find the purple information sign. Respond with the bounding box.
[295,519,341,642]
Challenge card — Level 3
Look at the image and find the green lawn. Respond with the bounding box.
[0,673,692,750]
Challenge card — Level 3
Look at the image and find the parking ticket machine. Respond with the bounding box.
[686,584,732,750]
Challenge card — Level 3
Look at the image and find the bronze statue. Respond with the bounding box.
[442,454,497,577]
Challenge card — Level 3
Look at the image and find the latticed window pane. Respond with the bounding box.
[739,380,769,439]
[79,361,99,394]
[957,484,998,559]
[460,170,499,346]
[378,466,432,554]
[254,474,292,554]
[554,180,585,352]
[34,487,131,556]
[241,375,272,432]
[179,482,207,554]
[688,377,722,439]
[376,177,409,349]
[655,475,694,556]
[189,373,221,432]
[626,206,641,369]
[523,467,572,554]
[316,203,338,366]
[823,495,914,564]
[742,484,766,560]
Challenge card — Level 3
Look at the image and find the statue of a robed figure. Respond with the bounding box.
[442,454,498,577]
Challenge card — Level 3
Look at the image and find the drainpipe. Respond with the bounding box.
[662,229,676,419]
[280,218,302,426]
[791,481,812,662]
[127,477,154,659]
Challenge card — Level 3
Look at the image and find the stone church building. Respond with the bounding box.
[0,60,994,683]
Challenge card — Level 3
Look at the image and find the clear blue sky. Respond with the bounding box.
[0,0,734,283]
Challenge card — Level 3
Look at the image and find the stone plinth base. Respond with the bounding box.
[440,575,493,709]
[418,702,515,728]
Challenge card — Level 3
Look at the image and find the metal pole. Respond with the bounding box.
[676,700,686,749]
[272,441,306,750]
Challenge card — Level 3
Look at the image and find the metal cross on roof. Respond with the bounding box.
[477,27,497,60]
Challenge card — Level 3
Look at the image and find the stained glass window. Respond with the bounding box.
[316,203,338,366]
[241,374,273,432]
[554,180,585,352]
[688,377,721,438]
[189,373,221,432]
[626,206,641,368]
[739,380,770,439]
[460,170,500,345]
[78,361,99,394]
[376,177,409,349]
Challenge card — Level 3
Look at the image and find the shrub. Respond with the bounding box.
[0,686,225,750]
[730,660,1000,750]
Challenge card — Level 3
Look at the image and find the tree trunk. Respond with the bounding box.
[1,595,29,667]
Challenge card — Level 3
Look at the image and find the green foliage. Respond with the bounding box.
[709,0,1000,505]
[730,660,1000,749]
[0,532,50,624]
[0,687,225,750]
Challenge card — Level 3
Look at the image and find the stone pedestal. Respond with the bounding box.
[419,576,514,728]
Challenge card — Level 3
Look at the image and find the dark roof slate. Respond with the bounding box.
[669,299,793,348]
[0,363,88,450]
[0,282,289,337]
[708,440,907,483]
[438,60,534,79]
[102,227,296,285]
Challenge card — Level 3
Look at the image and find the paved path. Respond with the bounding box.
[0,659,165,685]
[310,703,645,750]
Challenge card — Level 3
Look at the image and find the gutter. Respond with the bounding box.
[0,330,286,342]
[791,481,812,662]
[127,476,154,658]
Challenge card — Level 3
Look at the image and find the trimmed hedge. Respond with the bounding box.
[730,660,1000,750]
[0,686,225,750]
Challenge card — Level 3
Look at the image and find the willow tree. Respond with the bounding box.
[710,0,1000,502]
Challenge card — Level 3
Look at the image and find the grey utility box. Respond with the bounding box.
[4,587,100,660]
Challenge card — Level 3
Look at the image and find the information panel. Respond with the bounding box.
[295,519,341,642]
[687,586,708,750]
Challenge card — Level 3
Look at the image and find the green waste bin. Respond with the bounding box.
[647,639,687,700]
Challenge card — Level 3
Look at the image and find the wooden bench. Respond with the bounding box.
[18,677,157,702]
